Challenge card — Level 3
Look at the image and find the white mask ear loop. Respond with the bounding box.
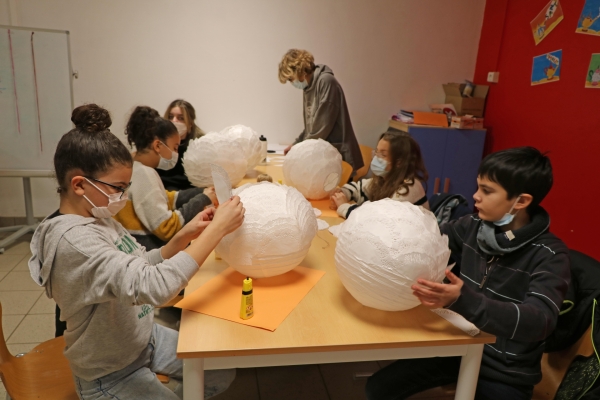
[85,178,110,197]
[508,195,522,216]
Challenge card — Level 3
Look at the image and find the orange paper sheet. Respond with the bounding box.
[309,199,341,218]
[175,266,325,331]
[413,111,448,128]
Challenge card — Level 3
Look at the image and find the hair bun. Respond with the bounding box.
[71,104,112,132]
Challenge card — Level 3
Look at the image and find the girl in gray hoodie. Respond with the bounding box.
[29,104,245,399]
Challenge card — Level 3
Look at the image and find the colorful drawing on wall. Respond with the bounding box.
[585,54,600,88]
[531,50,562,86]
[576,0,600,35]
[531,0,564,45]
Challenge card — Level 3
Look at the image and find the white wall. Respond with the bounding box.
[0,0,485,217]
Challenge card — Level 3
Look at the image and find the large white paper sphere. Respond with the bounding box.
[216,182,318,278]
[335,199,451,311]
[183,132,247,187]
[283,139,342,200]
[220,125,263,170]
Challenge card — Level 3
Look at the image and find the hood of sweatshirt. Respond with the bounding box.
[304,64,333,93]
[29,212,97,298]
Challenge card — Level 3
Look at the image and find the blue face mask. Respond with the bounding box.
[291,79,308,90]
[493,196,521,226]
[370,156,389,177]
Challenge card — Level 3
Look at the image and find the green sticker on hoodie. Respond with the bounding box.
[115,235,138,254]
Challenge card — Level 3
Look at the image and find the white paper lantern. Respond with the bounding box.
[283,139,342,200]
[334,199,451,311]
[183,133,247,187]
[216,182,318,278]
[220,125,263,170]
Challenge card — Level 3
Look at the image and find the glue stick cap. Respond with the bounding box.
[242,277,253,293]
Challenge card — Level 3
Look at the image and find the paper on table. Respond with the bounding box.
[309,199,340,218]
[431,308,480,336]
[175,266,325,331]
[267,143,289,155]
[317,219,329,230]
[210,163,232,205]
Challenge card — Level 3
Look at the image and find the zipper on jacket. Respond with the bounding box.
[479,255,496,289]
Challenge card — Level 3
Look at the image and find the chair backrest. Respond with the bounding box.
[0,302,79,400]
[339,161,353,187]
[353,144,373,182]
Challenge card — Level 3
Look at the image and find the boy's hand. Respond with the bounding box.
[330,192,349,209]
[411,269,463,309]
[283,144,293,155]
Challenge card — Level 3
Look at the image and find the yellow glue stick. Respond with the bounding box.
[240,277,254,320]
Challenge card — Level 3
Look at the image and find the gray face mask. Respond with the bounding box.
[291,79,308,90]
[156,141,179,171]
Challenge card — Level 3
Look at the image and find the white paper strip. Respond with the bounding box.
[431,308,480,336]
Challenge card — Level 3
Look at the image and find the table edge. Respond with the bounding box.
[177,334,496,359]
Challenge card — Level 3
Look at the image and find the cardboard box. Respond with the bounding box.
[450,116,484,129]
[451,116,473,129]
[443,83,489,117]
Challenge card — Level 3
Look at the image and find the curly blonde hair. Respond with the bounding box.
[278,49,315,83]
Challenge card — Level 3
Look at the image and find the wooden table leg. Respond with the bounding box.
[454,344,483,399]
[183,358,205,400]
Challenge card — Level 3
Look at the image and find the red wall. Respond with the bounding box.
[474,0,600,259]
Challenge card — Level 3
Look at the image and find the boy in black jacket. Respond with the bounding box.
[365,147,570,400]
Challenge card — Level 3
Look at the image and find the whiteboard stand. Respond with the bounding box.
[0,170,53,254]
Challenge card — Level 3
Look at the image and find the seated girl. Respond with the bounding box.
[157,99,205,191]
[114,106,216,250]
[33,104,243,399]
[330,131,429,218]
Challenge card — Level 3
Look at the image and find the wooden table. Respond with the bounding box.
[177,161,495,400]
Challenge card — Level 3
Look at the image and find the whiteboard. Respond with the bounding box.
[0,25,73,171]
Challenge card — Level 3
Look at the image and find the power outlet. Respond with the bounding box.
[487,71,499,83]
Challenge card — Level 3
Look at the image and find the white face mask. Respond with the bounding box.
[156,141,179,170]
[173,121,188,138]
[83,178,128,218]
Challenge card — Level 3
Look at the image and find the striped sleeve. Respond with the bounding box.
[129,164,184,242]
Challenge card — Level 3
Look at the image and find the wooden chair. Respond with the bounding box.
[0,302,172,399]
[353,144,373,182]
[339,161,353,187]
[0,302,79,400]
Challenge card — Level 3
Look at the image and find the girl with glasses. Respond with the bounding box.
[330,131,430,218]
[30,104,243,399]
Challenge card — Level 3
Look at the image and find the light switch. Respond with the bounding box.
[487,72,499,83]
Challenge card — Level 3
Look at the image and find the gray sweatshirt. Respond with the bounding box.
[295,64,364,172]
[28,212,198,380]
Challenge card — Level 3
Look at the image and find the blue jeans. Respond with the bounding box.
[73,323,235,399]
[365,356,533,400]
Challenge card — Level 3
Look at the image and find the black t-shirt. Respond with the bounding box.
[156,137,193,191]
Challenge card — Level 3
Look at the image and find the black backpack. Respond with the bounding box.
[548,250,600,399]
[429,193,472,226]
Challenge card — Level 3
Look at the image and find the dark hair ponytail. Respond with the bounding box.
[54,104,132,194]
[125,106,178,150]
